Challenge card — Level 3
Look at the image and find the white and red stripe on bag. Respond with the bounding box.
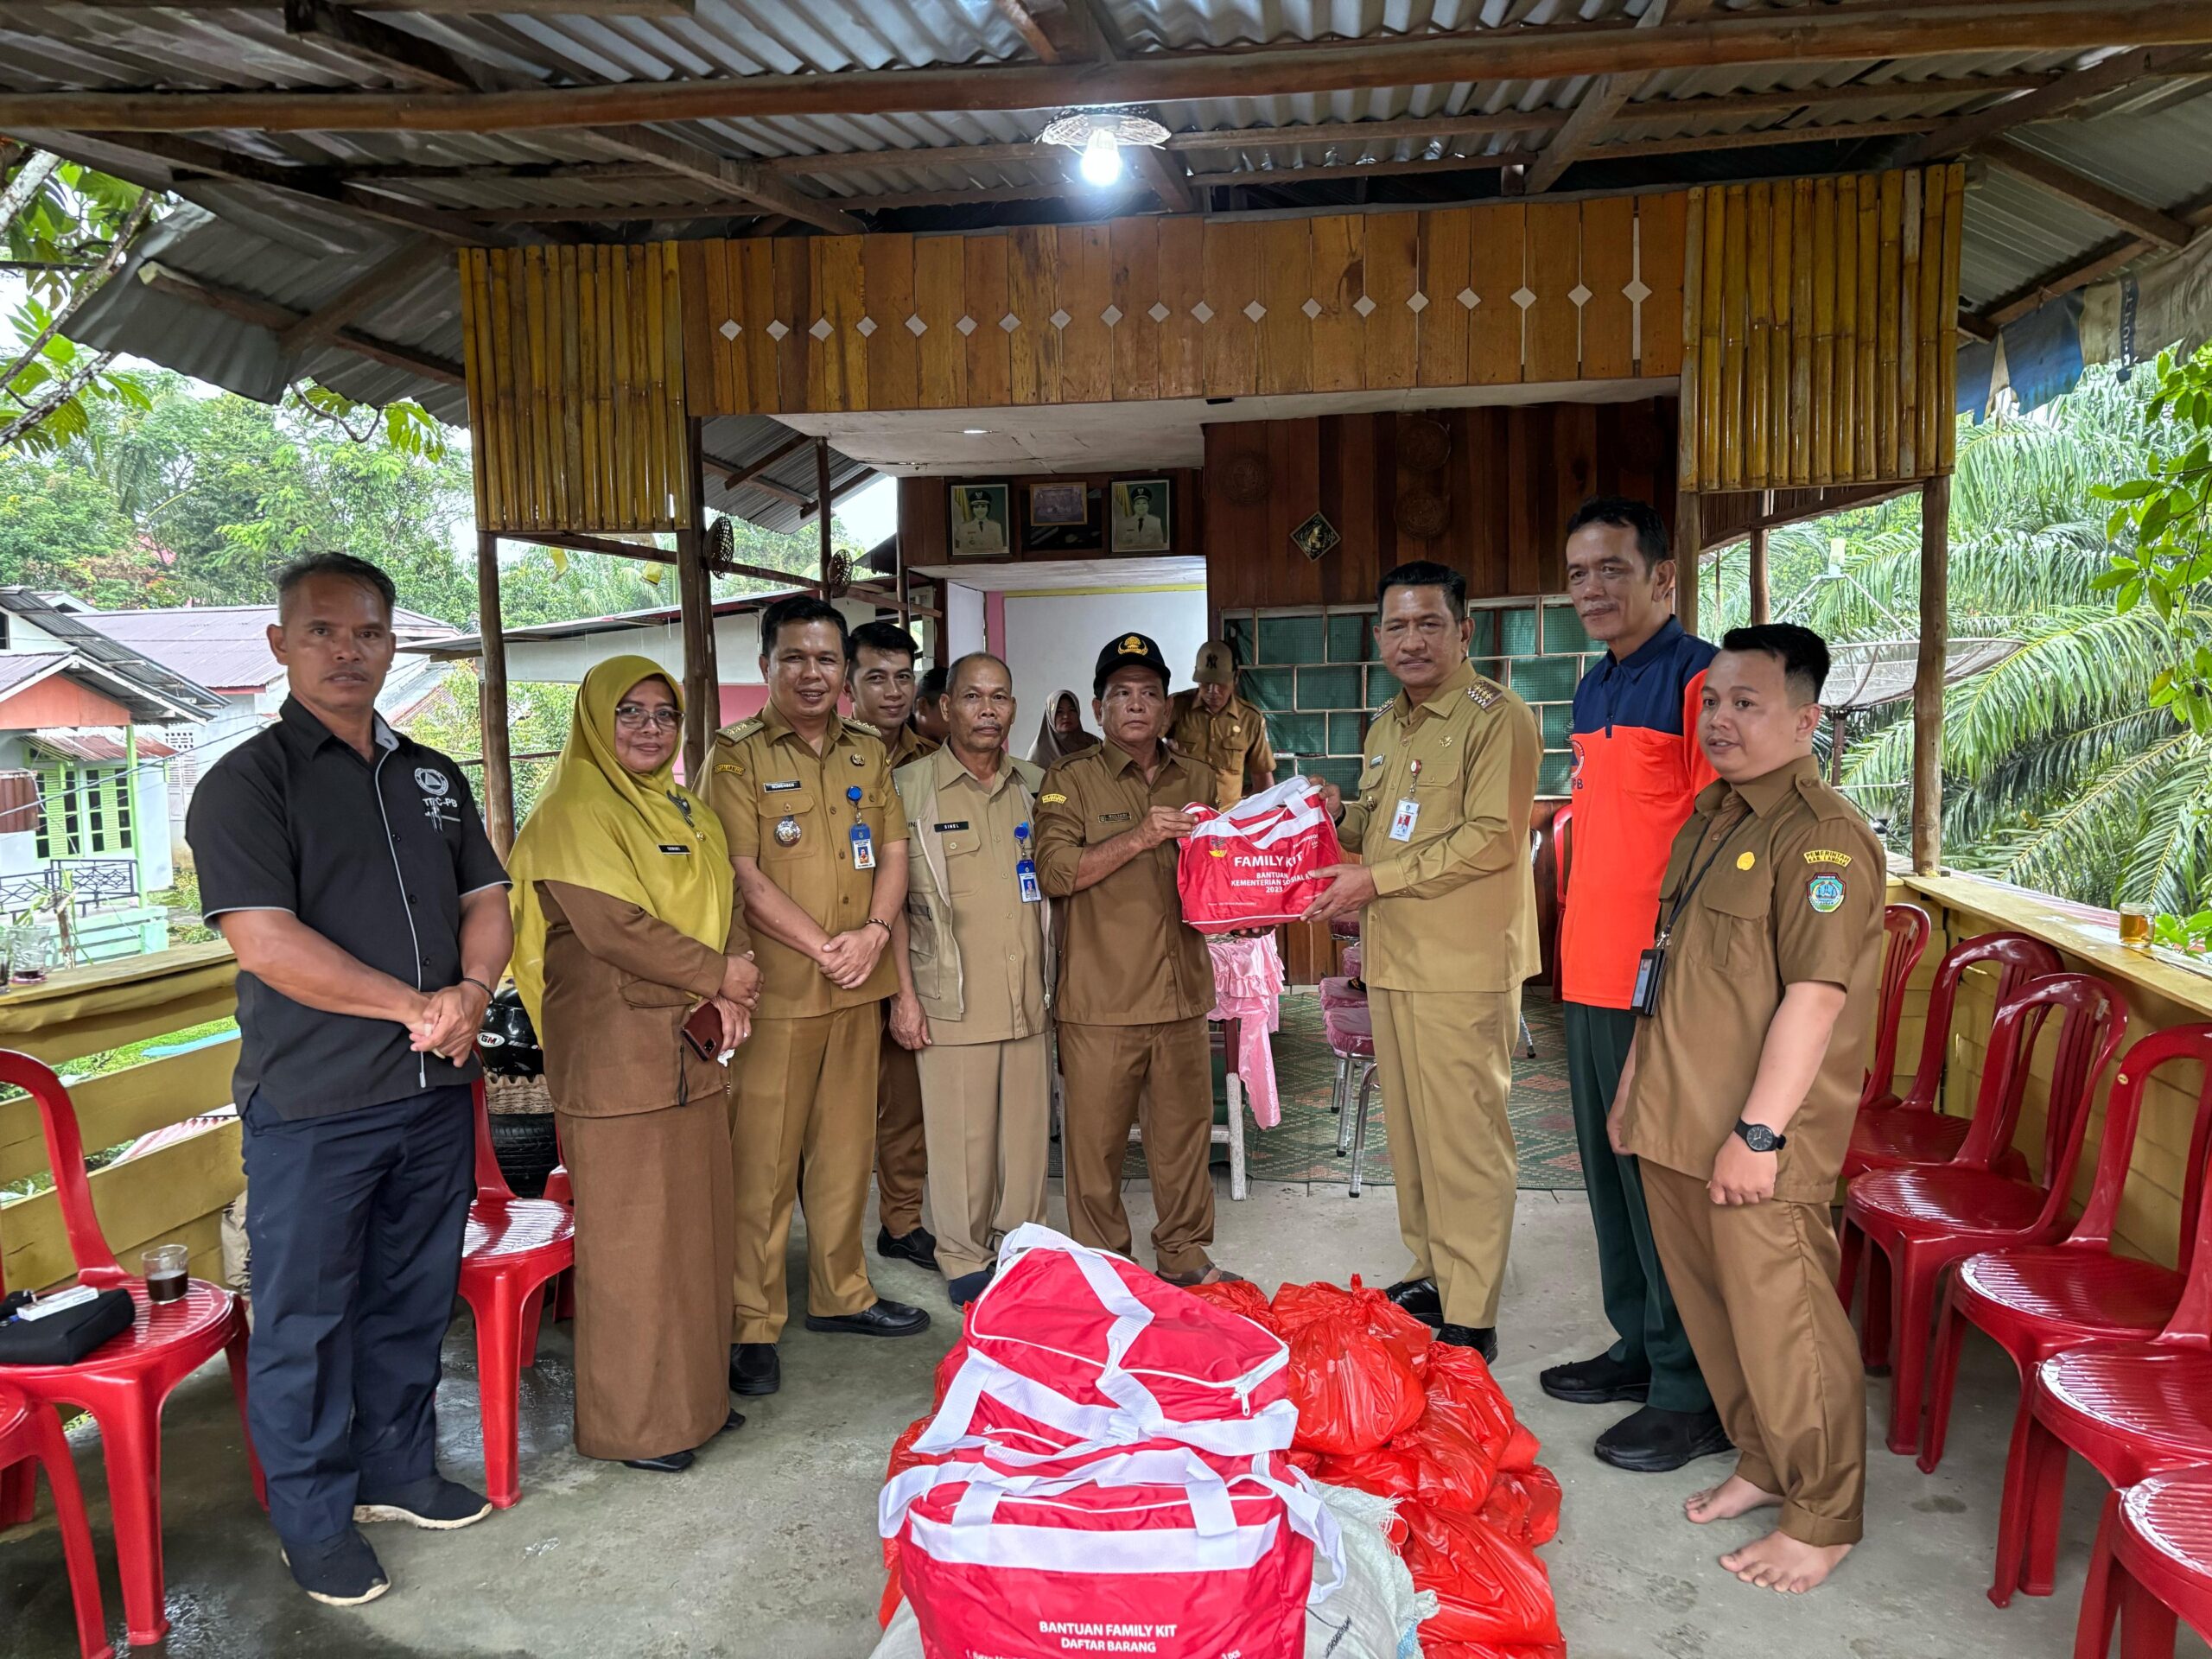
[918,1225,1294,1460]
[880,1441,1343,1659]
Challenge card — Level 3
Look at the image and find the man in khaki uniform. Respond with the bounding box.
[888,653,1051,1306]
[1311,561,1540,1362]
[1169,641,1277,807]
[1610,624,1883,1596]
[704,595,929,1402]
[849,620,939,1273]
[1035,632,1237,1285]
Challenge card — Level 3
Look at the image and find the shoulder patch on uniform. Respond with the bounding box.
[1808,874,1847,913]
[714,762,744,777]
[1465,676,1503,709]
[718,717,765,743]
[1803,849,1853,868]
[1040,791,1068,804]
[841,717,883,743]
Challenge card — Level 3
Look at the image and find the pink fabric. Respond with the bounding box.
[1208,935,1284,1128]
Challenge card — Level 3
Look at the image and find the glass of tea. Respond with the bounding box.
[2119,905,2153,951]
[142,1243,189,1305]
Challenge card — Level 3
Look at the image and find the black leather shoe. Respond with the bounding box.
[622,1449,696,1473]
[947,1268,995,1307]
[730,1343,780,1396]
[720,1409,746,1434]
[1539,1351,1652,1406]
[877,1225,941,1271]
[1385,1277,1443,1327]
[1435,1323,1497,1362]
[1594,1404,1733,1473]
[805,1298,931,1338]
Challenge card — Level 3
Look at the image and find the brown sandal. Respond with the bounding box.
[1158,1264,1248,1288]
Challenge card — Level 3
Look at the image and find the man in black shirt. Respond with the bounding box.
[187,552,512,1608]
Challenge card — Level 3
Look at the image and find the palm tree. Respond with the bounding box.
[1696,364,2212,912]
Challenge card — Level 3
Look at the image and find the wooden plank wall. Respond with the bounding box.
[458,245,691,534]
[1203,401,1678,616]
[896,467,1203,570]
[683,195,1689,417]
[1680,164,1964,493]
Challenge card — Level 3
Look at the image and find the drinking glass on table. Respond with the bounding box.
[143,1243,189,1304]
[2119,904,2153,951]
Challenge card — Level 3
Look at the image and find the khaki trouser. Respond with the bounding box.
[1057,1017,1216,1278]
[1369,986,1519,1328]
[875,1031,928,1237]
[1642,1160,1866,1546]
[728,1004,880,1344]
[915,1033,1052,1280]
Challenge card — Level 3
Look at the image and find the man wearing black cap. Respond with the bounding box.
[1033,632,1238,1284]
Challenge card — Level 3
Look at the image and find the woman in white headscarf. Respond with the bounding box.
[1027,688,1100,768]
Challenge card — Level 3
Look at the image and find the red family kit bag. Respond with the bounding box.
[1176,777,1344,935]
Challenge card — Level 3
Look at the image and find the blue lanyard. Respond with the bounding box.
[1015,821,1040,902]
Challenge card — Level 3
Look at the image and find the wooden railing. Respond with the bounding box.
[0,941,240,1293]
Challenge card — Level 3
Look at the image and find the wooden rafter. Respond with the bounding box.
[9,2,2205,133]
[573,125,861,234]
[1972,194,2212,330]
[136,264,464,385]
[61,0,695,11]
[276,234,437,353]
[991,0,1194,213]
[700,432,811,492]
[1527,0,1719,194]
[1980,138,2193,248]
[280,0,481,92]
[1900,43,2212,161]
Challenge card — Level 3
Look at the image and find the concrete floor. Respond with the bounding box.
[0,1178,2196,1658]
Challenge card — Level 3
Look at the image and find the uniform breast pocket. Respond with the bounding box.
[758,792,818,863]
[1355,760,1386,816]
[1694,875,1771,969]
[1413,753,1463,795]
[943,830,984,895]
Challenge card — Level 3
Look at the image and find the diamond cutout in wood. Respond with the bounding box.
[1243,299,1267,322]
[1190,301,1214,323]
[718,319,741,340]
[855,315,878,338]
[905,314,927,336]
[1510,286,1536,310]
[1101,304,1123,327]
[1568,283,1592,309]
[1147,301,1171,323]
[1406,291,1429,314]
[1353,295,1377,318]
[1049,308,1071,330]
[1301,297,1323,320]
[766,320,790,341]
[957,315,978,335]
[999,312,1020,333]
[1456,287,1478,309]
[808,317,833,340]
[1624,277,1653,305]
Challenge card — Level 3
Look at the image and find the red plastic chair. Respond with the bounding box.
[1842,931,2063,1182]
[1859,903,1931,1110]
[0,1052,260,1648]
[2079,1470,2212,1657]
[459,1079,575,1510]
[1918,1025,2212,1481]
[1840,973,2127,1457]
[0,1382,113,1659]
[1325,1002,1380,1198]
[1318,976,1365,1013]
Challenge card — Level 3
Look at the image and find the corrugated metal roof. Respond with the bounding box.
[700,416,876,535]
[85,603,453,691]
[0,591,227,719]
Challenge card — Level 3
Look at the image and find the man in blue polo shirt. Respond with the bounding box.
[188,552,512,1607]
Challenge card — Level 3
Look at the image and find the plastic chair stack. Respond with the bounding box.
[0,1380,112,1659]
[0,1052,261,1649]
[1840,974,2127,1456]
[459,1079,575,1510]
[1859,903,1931,1110]
[2080,1470,2212,1657]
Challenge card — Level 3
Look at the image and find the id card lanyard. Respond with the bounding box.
[847,785,876,870]
[1630,808,1751,1018]
[1389,758,1423,842]
[1015,822,1041,903]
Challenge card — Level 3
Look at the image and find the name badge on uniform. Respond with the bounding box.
[846,785,875,870]
[1015,822,1040,904]
[1389,759,1422,842]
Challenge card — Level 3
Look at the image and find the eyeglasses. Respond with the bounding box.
[613,704,682,731]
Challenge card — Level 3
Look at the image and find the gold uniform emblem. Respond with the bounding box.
[1736,851,1758,871]
[1121,634,1145,654]
[774,816,802,847]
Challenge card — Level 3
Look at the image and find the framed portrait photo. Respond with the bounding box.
[1027,480,1090,527]
[949,482,1010,557]
[1110,478,1172,553]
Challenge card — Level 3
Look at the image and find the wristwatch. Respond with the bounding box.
[1732,1120,1787,1154]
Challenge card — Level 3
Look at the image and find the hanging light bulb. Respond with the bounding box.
[1079,127,1123,186]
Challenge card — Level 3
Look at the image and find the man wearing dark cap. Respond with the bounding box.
[1169,641,1277,808]
[1034,632,1237,1284]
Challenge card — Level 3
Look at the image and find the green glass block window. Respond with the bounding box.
[1509,656,1580,702]
[1298,665,1364,709]
[1265,713,1325,756]
[1367,666,1400,707]
[1326,613,1370,663]
[1223,615,1253,665]
[1464,611,1500,657]
[1328,712,1370,755]
[1541,703,1574,747]
[1500,605,1540,656]
[1240,666,1296,709]
[1542,601,1592,655]
[1538,753,1571,796]
[1307,757,1362,793]
[1256,614,1325,665]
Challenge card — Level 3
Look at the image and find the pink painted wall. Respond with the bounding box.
[984,592,1007,658]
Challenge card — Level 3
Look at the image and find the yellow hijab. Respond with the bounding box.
[506,655,733,1029]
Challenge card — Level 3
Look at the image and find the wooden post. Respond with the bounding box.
[815,436,834,597]
[677,416,719,780]
[1749,489,1771,624]
[474,529,515,855]
[1675,491,1700,636]
[1911,474,1949,874]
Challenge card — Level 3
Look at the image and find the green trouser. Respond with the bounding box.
[1565,1001,1711,1414]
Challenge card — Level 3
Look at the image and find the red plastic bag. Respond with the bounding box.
[1402,1386,1504,1511]
[1284,1310,1425,1456]
[1400,1503,1562,1648]
[1482,1465,1563,1548]
[1425,1643,1567,1659]
[1182,1276,1281,1335]
[1177,777,1344,934]
[1499,1421,1541,1474]
[1314,1442,1421,1502]
[1272,1277,1434,1375]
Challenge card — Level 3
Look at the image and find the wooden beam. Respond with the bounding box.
[10,3,2209,132]
[61,0,695,11]
[1748,512,1770,624]
[1528,0,1718,194]
[1911,474,1948,875]
[815,438,834,594]
[1675,493,1700,634]
[575,124,861,235]
[1970,194,2212,328]
[1980,138,2192,248]
[137,264,465,385]
[516,529,674,563]
[678,417,718,779]
[474,529,514,855]
[701,431,811,493]
[276,234,437,354]
[281,0,480,91]
[1901,43,2212,160]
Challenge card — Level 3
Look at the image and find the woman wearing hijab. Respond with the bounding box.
[508,656,761,1473]
[1027,688,1100,768]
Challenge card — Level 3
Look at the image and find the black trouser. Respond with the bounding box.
[1564,1003,1709,1414]
[241,1084,474,1543]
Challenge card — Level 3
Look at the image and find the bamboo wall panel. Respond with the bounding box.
[683,195,1688,417]
[1677,165,1963,491]
[459,245,691,533]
